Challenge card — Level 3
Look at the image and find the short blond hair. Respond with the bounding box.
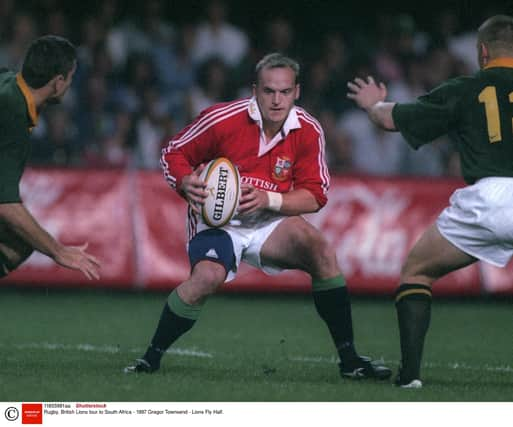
[478,15,513,56]
[255,53,300,85]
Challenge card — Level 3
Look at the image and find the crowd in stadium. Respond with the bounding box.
[0,0,497,176]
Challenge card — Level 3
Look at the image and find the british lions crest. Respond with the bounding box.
[272,156,292,181]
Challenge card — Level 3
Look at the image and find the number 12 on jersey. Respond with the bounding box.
[478,85,513,143]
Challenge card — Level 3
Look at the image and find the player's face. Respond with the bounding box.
[48,60,77,105]
[253,67,299,128]
[477,42,488,69]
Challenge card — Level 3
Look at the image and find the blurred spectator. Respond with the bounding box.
[187,57,232,119]
[134,86,173,169]
[0,0,492,178]
[432,9,477,73]
[191,0,249,68]
[399,137,451,177]
[106,0,174,72]
[75,74,117,160]
[112,52,157,114]
[387,53,452,176]
[77,16,106,72]
[232,16,298,98]
[151,24,196,127]
[44,9,70,39]
[302,32,352,115]
[423,41,461,89]
[373,14,427,84]
[300,60,331,116]
[264,17,295,53]
[337,107,406,176]
[387,53,426,101]
[319,110,352,174]
[0,12,37,70]
[30,107,79,167]
[99,110,133,167]
[95,0,120,29]
[0,0,14,40]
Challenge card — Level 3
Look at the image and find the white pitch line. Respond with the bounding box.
[165,348,213,358]
[2,343,512,373]
[291,355,513,374]
[290,356,339,364]
[424,361,513,374]
[0,342,212,358]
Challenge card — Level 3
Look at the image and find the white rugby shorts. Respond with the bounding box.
[437,177,513,267]
[195,214,286,282]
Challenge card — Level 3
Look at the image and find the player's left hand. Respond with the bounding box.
[347,76,387,110]
[53,242,101,280]
[238,184,268,216]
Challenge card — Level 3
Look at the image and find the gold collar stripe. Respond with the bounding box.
[484,57,513,69]
[16,73,38,126]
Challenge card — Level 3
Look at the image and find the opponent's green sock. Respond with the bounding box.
[395,283,432,381]
[312,275,358,362]
[143,290,203,368]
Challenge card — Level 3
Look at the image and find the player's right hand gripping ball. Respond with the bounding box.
[199,157,241,227]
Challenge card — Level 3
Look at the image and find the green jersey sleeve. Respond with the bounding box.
[0,144,23,203]
[0,124,31,203]
[0,72,33,203]
[392,77,468,149]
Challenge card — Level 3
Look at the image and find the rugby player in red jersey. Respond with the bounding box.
[125,53,391,380]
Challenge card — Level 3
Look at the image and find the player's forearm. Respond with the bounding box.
[161,150,193,195]
[366,102,397,131]
[266,189,320,216]
[0,203,62,258]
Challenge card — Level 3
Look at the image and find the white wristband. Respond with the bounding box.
[266,191,283,212]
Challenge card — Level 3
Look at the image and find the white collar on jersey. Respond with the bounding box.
[247,97,301,157]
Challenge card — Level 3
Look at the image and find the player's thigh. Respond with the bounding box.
[0,222,33,270]
[260,216,336,272]
[401,223,477,284]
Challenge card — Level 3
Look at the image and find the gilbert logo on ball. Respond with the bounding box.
[199,157,240,227]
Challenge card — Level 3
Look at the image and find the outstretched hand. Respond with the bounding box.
[347,76,387,110]
[181,164,208,214]
[53,242,101,280]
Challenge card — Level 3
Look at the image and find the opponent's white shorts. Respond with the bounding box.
[437,177,513,267]
[195,214,286,282]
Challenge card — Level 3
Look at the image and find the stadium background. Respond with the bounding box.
[1,0,513,403]
[1,0,512,295]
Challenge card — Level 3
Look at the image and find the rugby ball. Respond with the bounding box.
[199,157,240,227]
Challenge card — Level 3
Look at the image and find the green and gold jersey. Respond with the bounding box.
[0,70,38,203]
[392,58,513,184]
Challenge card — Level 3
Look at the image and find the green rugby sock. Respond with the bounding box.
[143,290,203,368]
[312,276,358,362]
[395,283,432,381]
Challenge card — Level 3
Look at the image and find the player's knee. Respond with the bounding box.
[289,219,318,249]
[292,222,338,276]
[193,261,226,287]
[312,240,337,272]
[399,261,435,286]
[184,261,226,304]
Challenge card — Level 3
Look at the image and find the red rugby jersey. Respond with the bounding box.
[161,97,330,208]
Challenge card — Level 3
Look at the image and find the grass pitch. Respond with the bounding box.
[0,287,512,402]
